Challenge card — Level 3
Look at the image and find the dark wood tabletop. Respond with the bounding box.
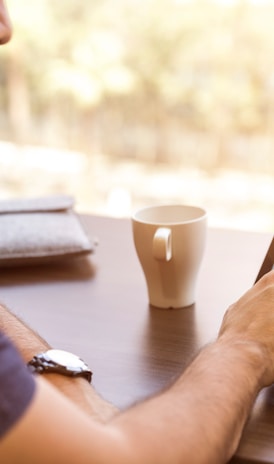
[0,214,273,463]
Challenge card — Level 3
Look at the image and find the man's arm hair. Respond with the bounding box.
[2,271,274,463]
[0,304,118,422]
[0,336,265,464]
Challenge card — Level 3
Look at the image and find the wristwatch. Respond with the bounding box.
[27,349,92,382]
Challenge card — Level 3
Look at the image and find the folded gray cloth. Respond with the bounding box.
[0,195,94,267]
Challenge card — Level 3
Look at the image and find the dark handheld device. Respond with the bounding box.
[255,237,274,283]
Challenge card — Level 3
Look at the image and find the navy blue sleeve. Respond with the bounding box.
[0,330,36,438]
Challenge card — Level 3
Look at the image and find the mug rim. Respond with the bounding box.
[132,204,207,225]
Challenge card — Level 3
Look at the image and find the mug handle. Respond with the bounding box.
[152,227,172,261]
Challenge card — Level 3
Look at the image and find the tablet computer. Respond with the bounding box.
[255,236,274,283]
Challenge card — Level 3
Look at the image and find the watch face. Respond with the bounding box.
[46,349,85,368]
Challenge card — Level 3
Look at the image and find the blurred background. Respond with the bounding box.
[1,0,274,232]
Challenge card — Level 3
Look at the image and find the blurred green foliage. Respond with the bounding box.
[1,0,274,170]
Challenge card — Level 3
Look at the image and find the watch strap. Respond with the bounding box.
[28,352,92,383]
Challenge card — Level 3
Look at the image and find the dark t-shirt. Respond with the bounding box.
[0,331,36,438]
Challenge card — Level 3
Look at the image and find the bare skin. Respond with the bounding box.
[1,3,274,463]
[1,271,274,463]
[0,0,11,44]
[0,304,118,422]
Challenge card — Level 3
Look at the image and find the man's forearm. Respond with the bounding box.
[112,337,265,464]
[0,336,265,464]
[0,303,262,462]
[0,304,118,422]
[0,303,51,360]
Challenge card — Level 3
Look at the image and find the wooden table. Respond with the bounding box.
[0,214,273,463]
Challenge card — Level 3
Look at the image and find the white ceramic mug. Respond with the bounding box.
[132,204,207,308]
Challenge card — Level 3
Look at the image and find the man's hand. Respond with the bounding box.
[219,269,274,387]
[2,273,274,463]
